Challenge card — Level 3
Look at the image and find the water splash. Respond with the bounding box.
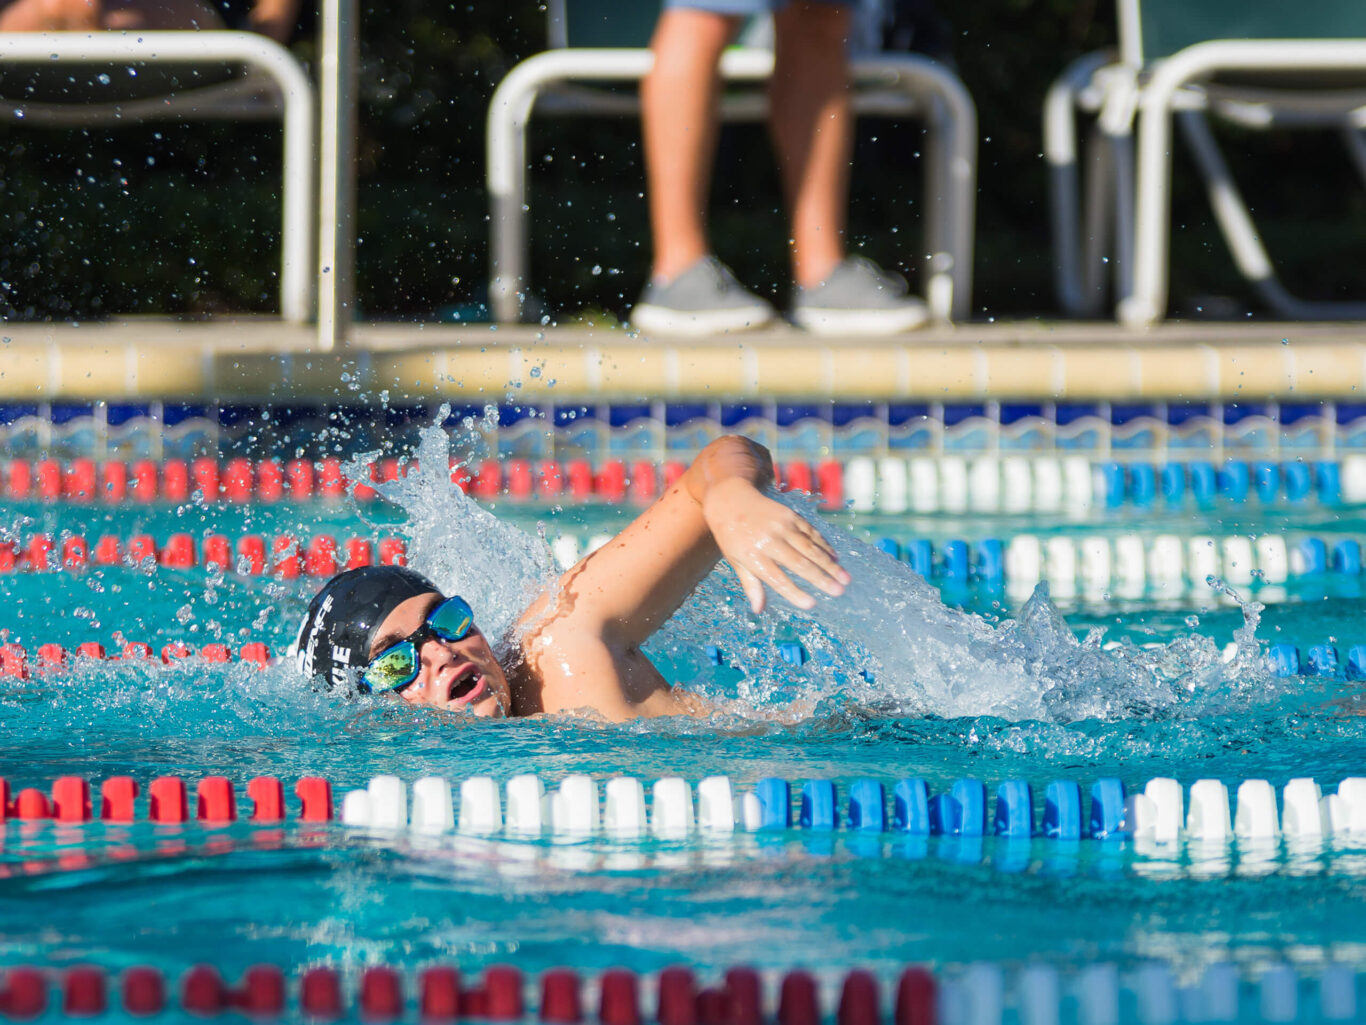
[362,422,1280,725]
[360,407,555,661]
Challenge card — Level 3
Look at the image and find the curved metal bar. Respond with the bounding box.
[486,47,976,324]
[0,31,315,324]
[1122,39,1366,328]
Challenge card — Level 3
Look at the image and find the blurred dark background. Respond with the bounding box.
[0,0,1362,323]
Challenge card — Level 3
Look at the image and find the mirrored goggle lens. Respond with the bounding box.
[361,642,420,692]
[428,596,474,642]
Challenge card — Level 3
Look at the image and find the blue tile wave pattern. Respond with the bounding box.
[4,400,1366,460]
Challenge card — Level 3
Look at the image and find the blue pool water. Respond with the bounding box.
[5,428,1366,1008]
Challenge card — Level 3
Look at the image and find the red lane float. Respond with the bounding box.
[0,963,941,1021]
[101,461,128,502]
[100,777,138,822]
[122,966,166,1016]
[0,775,332,824]
[0,458,841,505]
[248,776,285,822]
[61,536,88,570]
[66,458,97,501]
[62,967,106,1017]
[149,777,189,823]
[196,777,237,823]
[540,969,581,1024]
[300,967,344,1019]
[599,969,640,1025]
[420,967,462,1022]
[2,967,48,1018]
[52,777,92,822]
[296,777,334,822]
[360,966,404,1021]
[131,460,158,502]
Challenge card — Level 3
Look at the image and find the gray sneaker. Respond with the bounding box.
[792,256,929,335]
[631,256,777,336]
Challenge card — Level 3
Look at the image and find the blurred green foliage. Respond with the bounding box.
[0,0,1362,322]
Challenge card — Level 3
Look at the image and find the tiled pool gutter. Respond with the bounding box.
[2,319,1363,402]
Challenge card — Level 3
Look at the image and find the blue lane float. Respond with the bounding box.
[1041,780,1083,840]
[329,772,1366,847]
[706,637,1366,684]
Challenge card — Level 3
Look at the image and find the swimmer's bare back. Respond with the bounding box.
[505,435,851,722]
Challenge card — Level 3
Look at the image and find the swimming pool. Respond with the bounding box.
[4,423,1366,1023]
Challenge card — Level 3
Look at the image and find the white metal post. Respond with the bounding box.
[317,0,358,349]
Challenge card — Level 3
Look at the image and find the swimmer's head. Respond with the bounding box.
[294,566,509,716]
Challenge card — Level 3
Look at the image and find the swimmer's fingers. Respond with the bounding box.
[793,516,841,565]
[782,525,851,593]
[731,562,769,615]
[744,551,821,613]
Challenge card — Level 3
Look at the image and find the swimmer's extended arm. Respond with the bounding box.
[516,435,848,719]
[531,435,848,644]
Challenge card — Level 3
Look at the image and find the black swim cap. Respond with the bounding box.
[293,566,441,692]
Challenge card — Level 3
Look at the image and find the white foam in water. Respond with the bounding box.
[373,415,556,660]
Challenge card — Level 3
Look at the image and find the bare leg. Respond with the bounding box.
[641,7,741,282]
[0,0,101,30]
[769,2,852,288]
[0,0,224,30]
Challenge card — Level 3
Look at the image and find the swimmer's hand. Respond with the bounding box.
[702,478,851,614]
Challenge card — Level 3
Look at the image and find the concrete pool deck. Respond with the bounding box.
[1,318,1363,402]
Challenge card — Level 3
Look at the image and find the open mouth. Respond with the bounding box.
[447,666,487,706]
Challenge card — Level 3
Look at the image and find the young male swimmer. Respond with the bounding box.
[294,436,851,721]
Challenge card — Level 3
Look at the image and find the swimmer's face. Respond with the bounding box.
[368,592,510,717]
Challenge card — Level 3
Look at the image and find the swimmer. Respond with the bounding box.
[293,435,851,721]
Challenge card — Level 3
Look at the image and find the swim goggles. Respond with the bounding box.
[360,594,475,694]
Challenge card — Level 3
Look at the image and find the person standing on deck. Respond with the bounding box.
[629,0,929,337]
